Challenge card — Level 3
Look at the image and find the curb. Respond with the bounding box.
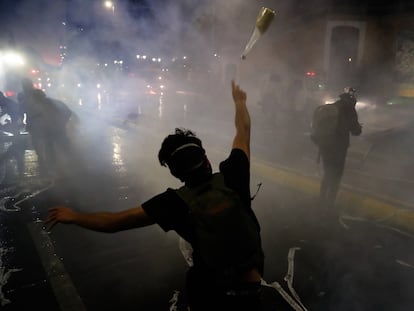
[251,158,414,235]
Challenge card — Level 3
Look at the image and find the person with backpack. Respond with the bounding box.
[310,87,362,214]
[20,78,72,178]
[45,80,265,310]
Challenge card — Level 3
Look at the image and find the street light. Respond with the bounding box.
[104,0,115,15]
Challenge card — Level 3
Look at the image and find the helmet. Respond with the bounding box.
[343,87,356,97]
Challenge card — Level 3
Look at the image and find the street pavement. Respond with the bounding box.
[1,96,414,310]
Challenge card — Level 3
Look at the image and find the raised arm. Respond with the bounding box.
[45,205,154,233]
[231,80,250,160]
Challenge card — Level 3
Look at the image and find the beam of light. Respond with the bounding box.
[111,132,125,171]
[97,92,102,110]
[104,0,115,15]
[158,95,164,118]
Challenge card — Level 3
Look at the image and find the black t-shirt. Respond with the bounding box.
[142,148,261,251]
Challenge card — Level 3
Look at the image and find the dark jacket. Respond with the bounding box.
[334,93,362,148]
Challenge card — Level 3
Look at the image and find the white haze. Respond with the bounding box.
[1,1,414,310]
[0,0,412,206]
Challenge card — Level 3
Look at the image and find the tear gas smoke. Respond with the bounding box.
[241,7,276,60]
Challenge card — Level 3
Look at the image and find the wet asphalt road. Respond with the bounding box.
[1,95,414,311]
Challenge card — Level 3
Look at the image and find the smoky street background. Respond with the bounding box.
[1,0,413,195]
[1,0,414,310]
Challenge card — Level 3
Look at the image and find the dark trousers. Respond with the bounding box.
[185,267,263,311]
[30,125,71,177]
[319,144,348,210]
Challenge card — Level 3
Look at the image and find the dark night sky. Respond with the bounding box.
[0,0,413,65]
[0,0,163,64]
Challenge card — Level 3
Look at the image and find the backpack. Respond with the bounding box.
[176,172,261,276]
[50,98,72,124]
[41,97,72,131]
[310,103,340,145]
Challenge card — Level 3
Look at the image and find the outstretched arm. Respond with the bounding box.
[45,205,154,233]
[231,80,250,160]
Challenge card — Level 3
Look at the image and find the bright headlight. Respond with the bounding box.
[0,51,25,67]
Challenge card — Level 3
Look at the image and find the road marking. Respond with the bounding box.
[285,247,308,311]
[28,221,87,311]
[250,158,414,235]
[0,247,22,306]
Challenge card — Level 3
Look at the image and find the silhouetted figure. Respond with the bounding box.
[313,87,362,214]
[20,78,72,178]
[42,98,72,168]
[286,78,307,131]
[46,81,265,311]
[259,73,284,127]
[0,91,26,180]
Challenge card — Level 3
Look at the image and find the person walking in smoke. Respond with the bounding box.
[311,87,362,216]
[258,73,284,127]
[20,78,72,178]
[45,81,265,311]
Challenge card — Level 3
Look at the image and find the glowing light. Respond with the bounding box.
[104,1,115,15]
[1,51,25,67]
[97,93,102,110]
[306,71,316,77]
[104,1,113,9]
[112,136,125,170]
[355,101,375,110]
[348,57,352,62]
